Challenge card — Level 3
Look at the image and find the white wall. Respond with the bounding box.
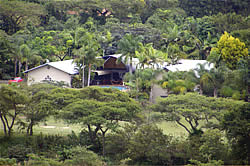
[27,66,72,86]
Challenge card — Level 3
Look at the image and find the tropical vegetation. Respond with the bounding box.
[0,0,249,165]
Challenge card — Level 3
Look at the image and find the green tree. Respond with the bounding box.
[188,63,210,95]
[0,85,28,136]
[82,32,103,87]
[118,34,143,77]
[211,13,250,34]
[200,66,227,97]
[208,32,249,69]
[58,87,141,156]
[72,27,88,88]
[221,102,250,164]
[19,43,40,72]
[127,125,172,165]
[135,43,167,69]
[152,93,233,135]
[0,30,14,79]
[0,0,46,35]
[161,71,196,95]
[199,129,228,163]
[23,84,56,136]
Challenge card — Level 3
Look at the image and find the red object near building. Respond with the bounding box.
[8,77,23,84]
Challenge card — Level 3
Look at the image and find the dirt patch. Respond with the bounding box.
[41,126,56,129]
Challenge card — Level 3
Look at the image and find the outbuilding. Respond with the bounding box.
[24,59,78,87]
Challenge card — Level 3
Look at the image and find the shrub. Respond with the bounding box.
[0,158,16,166]
[232,91,241,100]
[8,144,32,163]
[63,146,103,166]
[25,154,61,166]
[219,86,233,97]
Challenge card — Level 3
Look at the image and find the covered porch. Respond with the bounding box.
[91,54,128,86]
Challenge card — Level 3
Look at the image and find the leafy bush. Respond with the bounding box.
[8,144,32,163]
[25,154,61,166]
[63,146,103,166]
[126,125,173,165]
[219,86,233,97]
[232,91,241,100]
[0,158,16,166]
[186,159,224,166]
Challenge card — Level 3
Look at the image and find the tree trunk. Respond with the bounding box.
[14,59,17,77]
[0,115,7,136]
[102,132,106,157]
[82,65,85,88]
[136,79,139,100]
[129,57,133,83]
[214,87,217,98]
[176,120,191,134]
[27,123,30,135]
[199,84,203,95]
[18,60,22,77]
[30,123,33,136]
[100,128,108,157]
[87,64,91,86]
[5,104,17,137]
[87,124,100,149]
[25,60,28,71]
[27,121,34,136]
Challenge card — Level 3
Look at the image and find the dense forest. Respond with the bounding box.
[0,0,249,165]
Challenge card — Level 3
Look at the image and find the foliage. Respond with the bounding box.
[127,125,172,165]
[199,129,228,162]
[179,0,250,18]
[124,68,160,101]
[25,154,61,166]
[0,0,249,165]
[118,33,143,76]
[208,32,249,69]
[0,158,16,166]
[211,13,250,34]
[220,102,250,164]
[8,144,32,163]
[0,30,14,79]
[161,71,196,95]
[152,93,246,135]
[23,84,57,135]
[186,159,224,166]
[0,0,46,34]
[153,93,215,134]
[63,146,103,166]
[57,86,141,155]
[0,84,28,136]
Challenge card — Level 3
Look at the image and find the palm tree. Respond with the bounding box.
[19,44,32,80]
[82,32,102,87]
[193,63,210,95]
[165,43,186,64]
[199,32,218,60]
[200,66,227,97]
[118,34,143,76]
[148,49,167,69]
[71,27,88,88]
[135,43,151,70]
[73,46,87,88]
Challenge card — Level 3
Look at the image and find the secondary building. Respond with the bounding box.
[24,59,78,87]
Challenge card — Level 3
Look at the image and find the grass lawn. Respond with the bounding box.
[0,116,82,136]
[0,114,216,137]
[157,121,188,137]
[32,116,189,137]
[32,117,82,135]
